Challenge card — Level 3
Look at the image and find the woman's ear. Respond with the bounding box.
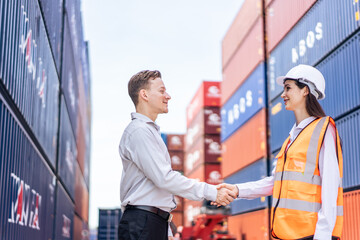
[303,86,310,96]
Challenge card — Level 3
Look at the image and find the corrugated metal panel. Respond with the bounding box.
[185,135,221,175]
[343,189,360,240]
[54,182,74,240]
[169,151,184,172]
[222,109,267,178]
[0,98,56,239]
[76,118,88,188]
[75,162,89,222]
[266,0,317,52]
[268,0,360,101]
[225,159,269,215]
[0,0,60,167]
[336,109,360,190]
[222,18,264,104]
[187,163,222,185]
[167,134,185,151]
[186,107,221,150]
[186,81,221,127]
[62,15,79,137]
[269,94,295,153]
[317,31,360,118]
[222,0,262,68]
[98,209,121,240]
[38,0,63,72]
[58,96,77,201]
[227,209,269,240]
[221,63,265,142]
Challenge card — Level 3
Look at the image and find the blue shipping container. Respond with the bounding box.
[269,94,295,153]
[0,97,56,239]
[54,182,74,240]
[38,0,64,73]
[224,158,269,215]
[161,133,167,145]
[317,30,360,118]
[268,0,360,100]
[98,209,122,240]
[0,0,60,167]
[221,63,265,142]
[62,16,79,137]
[58,96,77,201]
[336,109,360,190]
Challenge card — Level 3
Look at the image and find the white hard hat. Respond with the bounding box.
[276,64,325,100]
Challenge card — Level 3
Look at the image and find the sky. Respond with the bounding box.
[81,0,244,229]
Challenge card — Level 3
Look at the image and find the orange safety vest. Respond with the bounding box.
[271,117,343,240]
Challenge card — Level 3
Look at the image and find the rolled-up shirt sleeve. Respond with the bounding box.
[126,127,217,202]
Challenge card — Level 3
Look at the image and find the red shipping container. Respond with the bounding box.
[186,107,221,150]
[73,214,89,240]
[186,81,221,127]
[343,189,360,240]
[167,134,185,151]
[227,209,269,240]
[174,195,184,212]
[266,0,317,52]
[222,18,264,105]
[187,163,223,186]
[222,0,262,68]
[171,211,184,229]
[221,109,266,178]
[185,135,222,174]
[75,162,89,222]
[184,199,203,227]
[170,151,184,171]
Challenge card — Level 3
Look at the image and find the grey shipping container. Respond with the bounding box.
[0,97,56,239]
[224,158,269,215]
[268,0,360,101]
[58,96,77,201]
[0,0,60,167]
[54,181,74,240]
[38,0,64,73]
[98,208,122,240]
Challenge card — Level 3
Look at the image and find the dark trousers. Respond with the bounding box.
[118,208,168,240]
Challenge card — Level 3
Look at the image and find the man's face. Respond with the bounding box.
[146,77,171,114]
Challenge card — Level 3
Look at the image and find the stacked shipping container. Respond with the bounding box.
[97,209,122,240]
[0,0,91,239]
[161,133,185,228]
[184,81,223,226]
[221,0,360,238]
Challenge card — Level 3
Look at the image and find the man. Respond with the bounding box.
[118,70,236,240]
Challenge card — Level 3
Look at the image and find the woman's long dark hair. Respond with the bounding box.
[295,81,326,117]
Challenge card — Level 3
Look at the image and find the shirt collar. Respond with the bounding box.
[131,112,160,132]
[289,116,316,139]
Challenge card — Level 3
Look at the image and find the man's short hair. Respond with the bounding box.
[128,70,162,106]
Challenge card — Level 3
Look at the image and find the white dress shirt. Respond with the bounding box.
[119,113,218,235]
[236,116,341,240]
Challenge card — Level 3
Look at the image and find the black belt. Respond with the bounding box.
[125,205,173,222]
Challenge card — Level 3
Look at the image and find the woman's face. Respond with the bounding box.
[281,80,308,111]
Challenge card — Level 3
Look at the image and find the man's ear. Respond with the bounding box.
[139,89,148,102]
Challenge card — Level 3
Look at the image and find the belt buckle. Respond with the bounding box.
[167,213,173,223]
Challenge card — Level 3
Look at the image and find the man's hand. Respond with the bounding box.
[215,184,237,206]
[212,183,239,207]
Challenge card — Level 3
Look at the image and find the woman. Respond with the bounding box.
[217,64,343,240]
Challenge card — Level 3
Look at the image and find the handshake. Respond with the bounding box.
[213,183,239,207]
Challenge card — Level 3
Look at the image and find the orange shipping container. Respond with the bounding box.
[222,18,264,104]
[221,109,266,178]
[75,162,89,222]
[343,189,360,240]
[167,134,185,151]
[222,0,262,68]
[171,211,184,229]
[227,209,269,240]
[186,81,221,127]
[170,151,184,171]
[266,0,317,52]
